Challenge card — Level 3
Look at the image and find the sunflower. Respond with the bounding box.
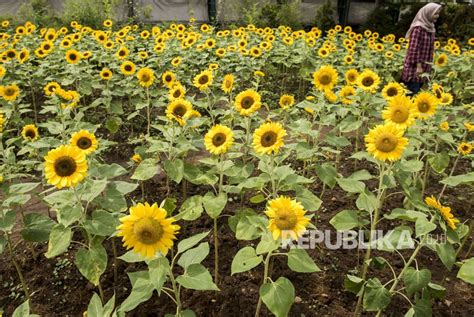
[18,48,29,64]
[117,202,180,258]
[171,57,182,67]
[381,95,416,129]
[440,93,453,106]
[44,145,88,189]
[458,143,473,156]
[65,49,81,64]
[204,124,234,155]
[344,55,354,65]
[435,53,448,67]
[0,111,4,132]
[44,82,60,96]
[162,71,176,88]
[340,86,356,105]
[97,68,111,80]
[312,65,338,91]
[168,84,186,100]
[1,84,20,101]
[115,46,129,60]
[137,67,155,87]
[439,122,449,131]
[193,70,213,91]
[21,124,39,141]
[381,82,404,100]
[265,196,310,240]
[120,61,136,76]
[253,122,286,155]
[221,74,234,93]
[0,65,5,78]
[279,94,295,110]
[234,89,261,116]
[413,92,438,119]
[357,69,380,93]
[424,196,459,230]
[166,99,192,126]
[70,130,98,155]
[131,153,142,163]
[254,70,265,78]
[464,122,474,132]
[365,123,408,161]
[345,69,359,85]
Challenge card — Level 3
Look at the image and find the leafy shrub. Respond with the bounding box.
[314,0,335,31]
[61,0,110,28]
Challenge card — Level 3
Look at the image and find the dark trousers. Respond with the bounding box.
[404,81,422,96]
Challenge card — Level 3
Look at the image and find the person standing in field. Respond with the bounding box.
[401,2,442,95]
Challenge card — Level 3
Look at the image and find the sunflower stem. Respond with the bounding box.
[6,232,30,299]
[213,217,219,286]
[145,87,151,136]
[111,237,118,288]
[255,251,272,317]
[438,153,460,200]
[169,267,182,315]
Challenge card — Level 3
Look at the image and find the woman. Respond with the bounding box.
[401,3,442,95]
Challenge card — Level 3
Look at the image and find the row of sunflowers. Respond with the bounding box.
[0,18,473,316]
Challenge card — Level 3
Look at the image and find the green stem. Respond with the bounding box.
[169,267,182,315]
[146,87,151,135]
[6,232,29,299]
[438,154,460,200]
[213,217,219,286]
[111,237,118,288]
[255,251,272,317]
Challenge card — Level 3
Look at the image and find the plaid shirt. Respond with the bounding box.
[402,26,435,83]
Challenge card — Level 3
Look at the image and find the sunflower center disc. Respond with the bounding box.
[70,54,77,60]
[363,77,374,87]
[319,75,331,85]
[173,105,186,117]
[165,75,172,82]
[392,108,408,123]
[125,65,132,71]
[77,137,92,149]
[387,87,398,97]
[241,96,254,109]
[173,90,181,98]
[418,102,430,113]
[199,75,209,85]
[141,74,150,82]
[4,88,14,96]
[275,210,298,230]
[376,133,398,153]
[25,130,36,138]
[54,156,77,177]
[212,133,226,146]
[133,217,163,245]
[261,131,277,147]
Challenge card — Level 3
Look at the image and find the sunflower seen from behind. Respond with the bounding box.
[204,124,234,155]
[253,122,286,155]
[44,145,88,189]
[21,124,39,141]
[265,196,310,240]
[381,95,416,130]
[70,130,98,155]
[117,202,180,258]
[365,123,408,161]
[234,89,261,116]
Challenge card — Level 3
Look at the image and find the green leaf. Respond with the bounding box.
[148,257,170,294]
[177,231,209,254]
[315,163,337,188]
[256,232,279,255]
[94,163,127,178]
[13,300,37,317]
[8,182,40,194]
[402,267,431,296]
[21,213,55,242]
[356,190,378,213]
[164,159,184,183]
[75,240,108,286]
[0,210,17,232]
[231,246,263,275]
[287,248,320,273]
[435,242,456,270]
[176,195,203,221]
[295,186,322,212]
[398,160,424,173]
[413,298,432,317]
[336,178,365,193]
[118,275,154,312]
[415,218,437,238]
[440,172,474,187]
[363,278,391,311]
[427,282,446,299]
[428,151,449,173]
[330,210,361,231]
[45,224,72,258]
[81,179,108,202]
[105,117,122,134]
[131,158,160,181]
[348,169,373,181]
[384,209,427,222]
[84,210,119,236]
[375,226,414,251]
[178,242,210,269]
[344,274,364,294]
[118,250,147,263]
[57,204,83,227]
[250,193,266,204]
[457,257,474,285]
[160,197,177,215]
[176,264,219,291]
[86,293,104,317]
[202,192,227,219]
[260,277,295,317]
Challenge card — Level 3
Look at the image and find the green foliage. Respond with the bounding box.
[16,0,58,26]
[232,0,302,29]
[314,0,335,31]
[61,0,110,28]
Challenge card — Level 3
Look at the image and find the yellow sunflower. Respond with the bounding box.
[162,71,176,88]
[193,70,213,91]
[381,95,416,129]
[70,130,98,155]
[440,93,453,106]
[171,57,182,67]
[1,84,20,101]
[21,124,39,141]
[345,69,359,85]
[166,99,192,126]
[279,94,295,110]
[312,65,338,91]
[413,92,438,119]
[168,84,186,100]
[137,67,155,87]
[265,196,310,240]
[131,153,142,163]
[253,122,286,155]
[340,86,356,105]
[0,111,4,132]
[120,61,136,76]
[464,122,473,132]
[364,123,408,161]
[0,65,5,78]
[221,74,234,93]
[115,46,129,60]
[435,53,448,67]
[424,196,459,230]
[234,89,262,116]
[100,68,112,80]
[204,124,234,155]
[117,202,180,258]
[44,145,88,189]
[44,82,60,96]
[458,143,473,156]
[357,69,380,93]
[439,122,449,131]
[381,82,405,100]
[65,49,81,64]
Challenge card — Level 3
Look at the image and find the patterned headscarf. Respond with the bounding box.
[405,3,442,39]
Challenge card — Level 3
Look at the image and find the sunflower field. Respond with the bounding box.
[0,18,473,317]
